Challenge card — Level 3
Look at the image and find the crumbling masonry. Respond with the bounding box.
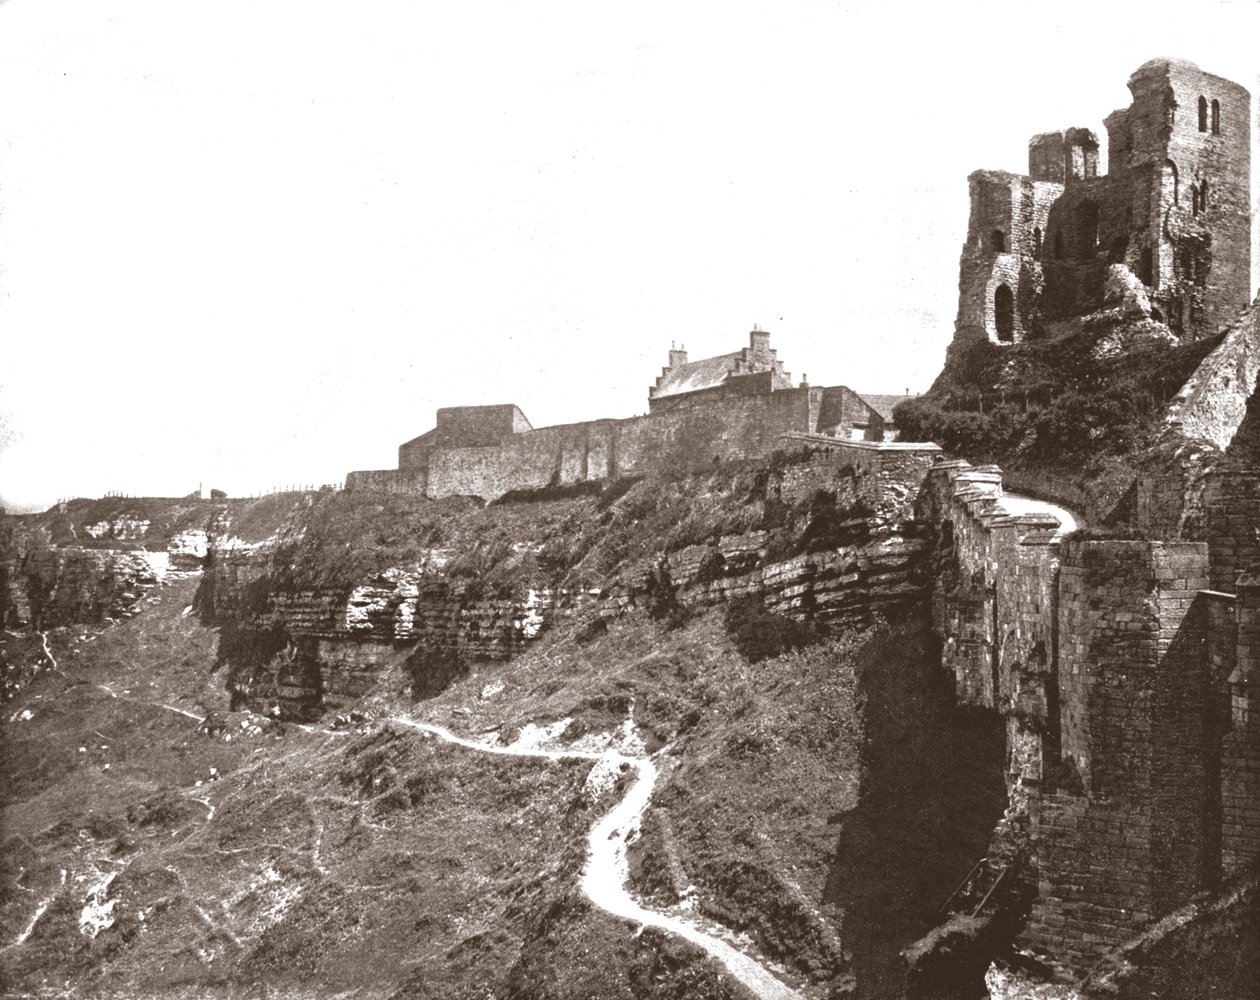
[956,58,1250,345]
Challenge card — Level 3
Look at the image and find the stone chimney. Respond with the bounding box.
[669,343,689,368]
[749,327,770,357]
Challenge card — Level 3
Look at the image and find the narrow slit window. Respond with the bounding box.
[1211,99,1221,135]
[1198,96,1208,132]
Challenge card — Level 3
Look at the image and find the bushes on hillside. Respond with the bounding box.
[893,330,1222,473]
[723,595,819,663]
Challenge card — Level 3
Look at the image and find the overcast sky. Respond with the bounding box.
[2,0,1258,511]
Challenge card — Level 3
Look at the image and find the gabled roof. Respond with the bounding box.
[652,352,742,398]
[858,394,917,422]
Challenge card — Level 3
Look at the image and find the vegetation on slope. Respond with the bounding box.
[208,455,891,612]
[1,576,769,999]
[895,326,1222,520]
[2,453,998,998]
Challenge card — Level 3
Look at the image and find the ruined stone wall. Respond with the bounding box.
[994,523,1061,728]
[1163,302,1259,449]
[952,59,1251,350]
[916,454,1260,973]
[343,469,429,495]
[955,171,1052,345]
[1023,540,1216,966]
[776,436,941,522]
[1127,438,1219,540]
[646,369,778,414]
[1040,177,1126,319]
[920,460,1066,714]
[811,386,884,440]
[1223,576,1260,873]
[1122,308,1258,541]
[1158,62,1252,337]
[1205,467,1260,591]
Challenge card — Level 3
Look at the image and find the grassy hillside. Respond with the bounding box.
[895,325,1222,521]
[1,577,764,999]
[2,459,1004,998]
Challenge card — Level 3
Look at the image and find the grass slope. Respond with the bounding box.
[0,578,768,999]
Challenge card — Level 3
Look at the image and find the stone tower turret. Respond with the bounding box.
[952,58,1251,349]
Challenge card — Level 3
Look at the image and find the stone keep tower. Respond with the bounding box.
[955,59,1251,346]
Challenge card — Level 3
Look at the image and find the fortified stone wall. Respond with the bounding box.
[344,469,429,495]
[956,170,1059,344]
[1163,302,1259,449]
[419,390,817,500]
[920,455,1259,974]
[1206,468,1260,591]
[919,460,1064,717]
[1031,541,1218,965]
[350,385,903,502]
[1124,299,1258,540]
[1223,572,1260,872]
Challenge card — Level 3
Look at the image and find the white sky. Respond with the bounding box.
[2,0,1258,511]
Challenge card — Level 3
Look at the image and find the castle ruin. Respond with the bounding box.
[956,58,1251,345]
[336,55,1260,982]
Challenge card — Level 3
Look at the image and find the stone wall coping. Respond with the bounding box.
[776,432,943,453]
[954,471,1004,484]
[1000,512,1063,526]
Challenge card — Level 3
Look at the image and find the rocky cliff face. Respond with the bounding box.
[0,500,231,632]
[199,448,939,719]
[0,519,168,630]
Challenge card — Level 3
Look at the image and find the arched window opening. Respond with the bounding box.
[1198,96,1209,132]
[1192,184,1201,217]
[990,230,1006,253]
[1211,99,1221,135]
[1033,227,1043,257]
[1201,178,1209,209]
[994,284,1015,343]
[1076,201,1099,259]
[1054,232,1064,260]
[1139,246,1154,287]
[1163,159,1179,208]
[1111,236,1128,263]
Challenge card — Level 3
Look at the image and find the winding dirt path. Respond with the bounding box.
[393,718,804,1000]
[95,683,206,723]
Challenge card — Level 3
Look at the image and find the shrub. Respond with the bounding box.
[723,595,819,663]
